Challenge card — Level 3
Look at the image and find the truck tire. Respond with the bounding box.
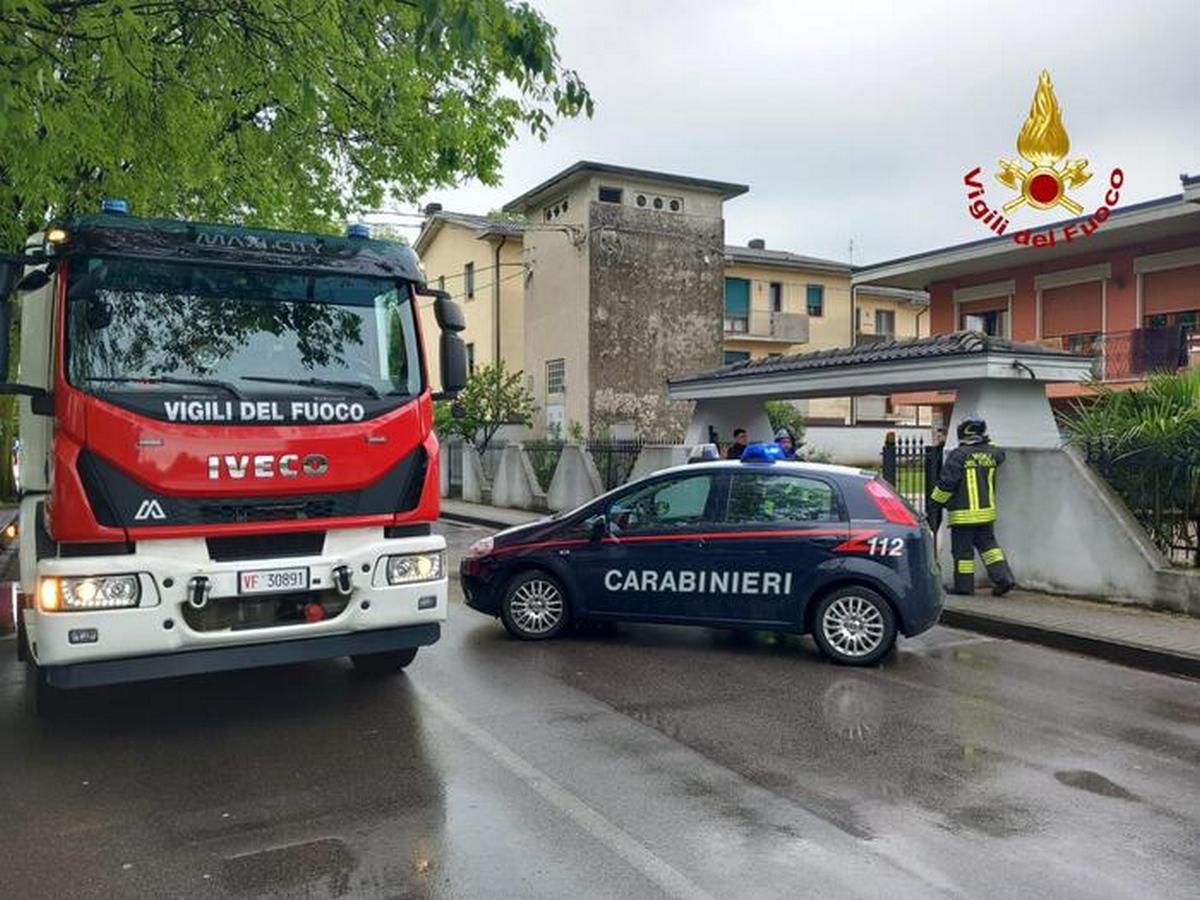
[811,586,897,666]
[350,647,418,675]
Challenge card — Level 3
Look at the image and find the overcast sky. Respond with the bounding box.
[397,0,1199,266]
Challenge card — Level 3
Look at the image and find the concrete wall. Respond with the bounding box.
[804,425,935,467]
[588,199,726,440]
[684,398,773,447]
[491,444,547,511]
[546,444,604,511]
[937,447,1200,615]
[461,443,489,505]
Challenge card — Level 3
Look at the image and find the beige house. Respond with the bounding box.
[721,242,929,424]
[415,161,929,437]
[414,210,526,381]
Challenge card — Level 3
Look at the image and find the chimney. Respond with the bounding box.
[423,202,444,216]
[748,238,766,250]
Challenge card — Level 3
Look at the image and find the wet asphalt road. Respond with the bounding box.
[1,520,1198,899]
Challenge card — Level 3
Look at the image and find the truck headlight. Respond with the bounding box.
[385,552,444,585]
[41,575,142,611]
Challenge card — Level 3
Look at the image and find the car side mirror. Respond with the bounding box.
[584,514,609,541]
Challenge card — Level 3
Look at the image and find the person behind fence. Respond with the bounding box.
[774,427,800,459]
[726,428,749,459]
[929,414,1016,597]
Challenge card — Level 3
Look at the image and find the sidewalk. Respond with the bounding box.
[439,498,1200,679]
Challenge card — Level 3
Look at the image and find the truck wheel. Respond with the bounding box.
[500,570,570,640]
[350,647,418,675]
[811,587,897,666]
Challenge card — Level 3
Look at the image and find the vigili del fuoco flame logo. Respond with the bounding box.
[963,69,1124,248]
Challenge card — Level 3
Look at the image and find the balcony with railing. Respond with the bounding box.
[723,309,809,343]
[1037,325,1197,381]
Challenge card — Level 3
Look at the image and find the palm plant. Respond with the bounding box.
[1062,368,1200,565]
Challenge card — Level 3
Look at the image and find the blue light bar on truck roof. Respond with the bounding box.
[345,223,371,239]
[100,198,129,215]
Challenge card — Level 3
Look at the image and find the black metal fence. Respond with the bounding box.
[587,439,645,491]
[880,435,943,517]
[1084,441,1199,567]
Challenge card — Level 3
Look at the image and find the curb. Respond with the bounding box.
[440,510,532,530]
[438,510,1198,680]
[939,608,1199,680]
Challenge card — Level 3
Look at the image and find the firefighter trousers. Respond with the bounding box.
[950,522,1015,594]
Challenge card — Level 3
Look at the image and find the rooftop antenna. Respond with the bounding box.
[848,238,855,266]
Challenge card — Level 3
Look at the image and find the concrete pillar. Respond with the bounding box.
[461,443,489,504]
[629,445,693,482]
[946,380,1062,449]
[547,444,604,512]
[491,444,548,511]
[684,398,772,446]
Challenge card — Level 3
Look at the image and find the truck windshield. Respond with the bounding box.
[66,256,423,399]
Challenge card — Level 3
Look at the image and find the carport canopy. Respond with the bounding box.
[668,331,1095,449]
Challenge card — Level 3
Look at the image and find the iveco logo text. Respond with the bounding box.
[207,453,329,480]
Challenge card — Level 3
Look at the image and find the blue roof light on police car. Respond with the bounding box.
[346,223,371,239]
[740,442,785,463]
[100,197,129,215]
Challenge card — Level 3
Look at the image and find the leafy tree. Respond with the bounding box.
[434,361,534,451]
[764,400,806,443]
[0,0,593,250]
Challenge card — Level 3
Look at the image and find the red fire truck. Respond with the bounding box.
[0,201,467,709]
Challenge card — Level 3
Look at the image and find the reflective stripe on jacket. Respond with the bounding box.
[930,442,1005,525]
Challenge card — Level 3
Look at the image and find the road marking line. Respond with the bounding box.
[414,685,713,900]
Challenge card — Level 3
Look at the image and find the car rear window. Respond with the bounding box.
[726,472,843,524]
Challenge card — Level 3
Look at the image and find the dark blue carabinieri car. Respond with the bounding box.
[460,445,943,665]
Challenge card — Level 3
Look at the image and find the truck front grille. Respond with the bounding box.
[182,590,350,633]
[207,531,325,562]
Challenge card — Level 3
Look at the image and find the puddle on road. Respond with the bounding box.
[222,837,356,896]
[1054,769,1140,801]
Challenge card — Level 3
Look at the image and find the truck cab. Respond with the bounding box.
[0,204,468,702]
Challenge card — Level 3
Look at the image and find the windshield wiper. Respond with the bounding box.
[86,375,245,400]
[241,375,381,399]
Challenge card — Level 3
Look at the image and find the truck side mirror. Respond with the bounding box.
[433,293,465,332]
[0,260,53,414]
[439,333,469,395]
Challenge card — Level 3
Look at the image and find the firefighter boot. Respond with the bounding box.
[976,525,1015,596]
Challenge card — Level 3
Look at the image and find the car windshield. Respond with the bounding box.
[65,256,422,398]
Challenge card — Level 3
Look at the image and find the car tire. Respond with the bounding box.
[811,586,897,666]
[350,647,418,675]
[500,570,571,641]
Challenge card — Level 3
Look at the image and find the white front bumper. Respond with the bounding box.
[28,528,447,667]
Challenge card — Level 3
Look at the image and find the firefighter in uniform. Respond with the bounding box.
[929,415,1016,596]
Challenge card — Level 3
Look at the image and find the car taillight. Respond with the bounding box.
[864,479,917,526]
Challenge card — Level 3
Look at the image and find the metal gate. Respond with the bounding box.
[880,433,942,517]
